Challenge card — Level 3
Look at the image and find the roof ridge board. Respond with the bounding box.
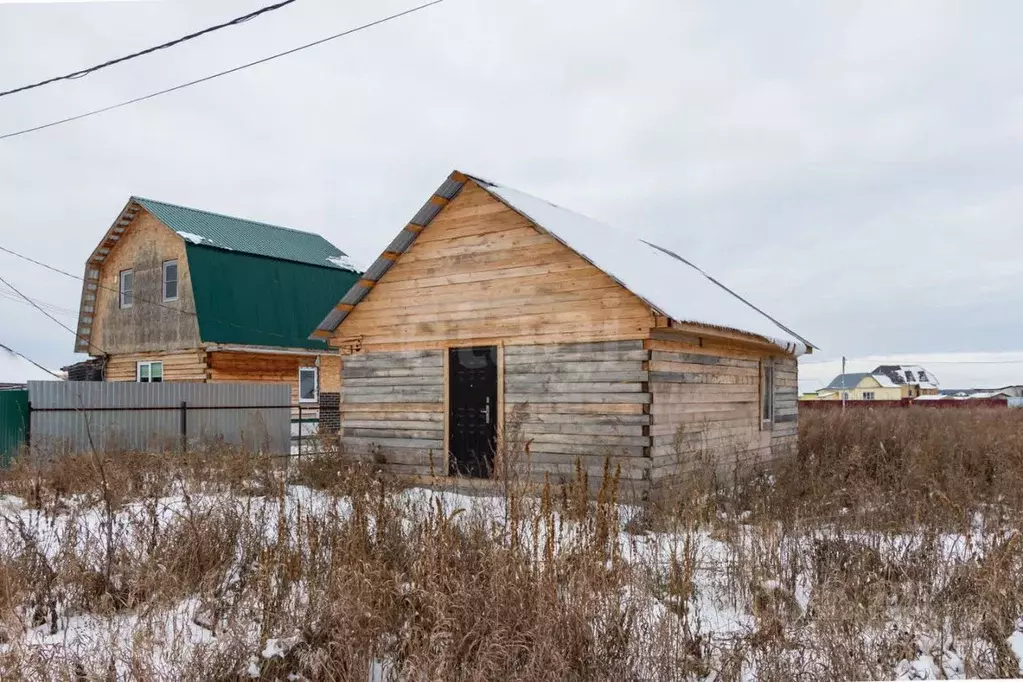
[131,196,337,243]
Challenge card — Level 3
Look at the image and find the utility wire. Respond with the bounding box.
[0,282,78,316]
[0,341,63,380]
[0,243,328,345]
[0,273,106,355]
[0,0,300,99]
[0,0,447,141]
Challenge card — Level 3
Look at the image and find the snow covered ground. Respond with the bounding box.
[1,482,1021,681]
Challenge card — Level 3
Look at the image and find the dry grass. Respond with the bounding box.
[0,408,1020,681]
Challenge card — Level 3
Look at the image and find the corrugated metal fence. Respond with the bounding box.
[26,381,291,456]
[0,389,28,467]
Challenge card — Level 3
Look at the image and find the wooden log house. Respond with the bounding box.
[73,197,359,426]
[311,172,815,496]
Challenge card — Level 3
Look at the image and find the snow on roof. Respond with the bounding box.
[176,231,209,245]
[872,374,897,388]
[914,395,949,401]
[480,181,812,355]
[0,347,61,384]
[327,254,359,271]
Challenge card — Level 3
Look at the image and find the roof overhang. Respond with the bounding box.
[74,198,145,354]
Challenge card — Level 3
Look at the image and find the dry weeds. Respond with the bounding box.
[0,408,1019,681]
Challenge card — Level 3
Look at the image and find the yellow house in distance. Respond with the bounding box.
[806,365,940,401]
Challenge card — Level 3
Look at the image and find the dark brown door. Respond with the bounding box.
[448,346,498,478]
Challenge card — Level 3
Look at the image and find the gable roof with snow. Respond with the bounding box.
[312,171,814,355]
[76,197,362,354]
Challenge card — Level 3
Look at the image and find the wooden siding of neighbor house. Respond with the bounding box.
[90,211,200,355]
[646,336,797,485]
[340,350,445,476]
[105,349,209,382]
[206,351,339,416]
[335,182,658,352]
[504,340,652,492]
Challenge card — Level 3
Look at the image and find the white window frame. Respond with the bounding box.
[862,391,875,400]
[136,360,163,383]
[299,366,318,403]
[162,260,179,302]
[761,360,775,426]
[119,269,133,309]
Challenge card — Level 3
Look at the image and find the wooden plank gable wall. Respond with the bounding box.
[333,180,800,494]
[337,182,657,351]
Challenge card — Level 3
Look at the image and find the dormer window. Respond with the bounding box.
[917,371,928,383]
[119,269,133,308]
[163,260,179,301]
[905,370,916,382]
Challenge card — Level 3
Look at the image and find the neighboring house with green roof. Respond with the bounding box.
[73,196,360,423]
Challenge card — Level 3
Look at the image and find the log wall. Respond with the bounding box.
[503,340,651,490]
[105,350,209,382]
[772,355,798,458]
[646,335,797,484]
[339,350,445,475]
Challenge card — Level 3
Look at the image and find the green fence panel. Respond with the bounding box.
[0,389,28,467]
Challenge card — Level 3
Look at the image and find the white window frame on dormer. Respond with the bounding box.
[163,260,179,302]
[119,269,133,308]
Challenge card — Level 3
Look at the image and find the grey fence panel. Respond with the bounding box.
[27,381,290,456]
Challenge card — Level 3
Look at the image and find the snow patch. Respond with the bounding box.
[326,254,358,271]
[1009,618,1023,675]
[177,231,209,245]
[262,633,303,659]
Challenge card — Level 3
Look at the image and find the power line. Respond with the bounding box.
[0,0,300,99]
[0,341,63,381]
[0,283,78,317]
[0,0,447,141]
[0,273,106,355]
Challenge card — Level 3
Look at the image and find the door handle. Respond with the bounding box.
[484,396,491,425]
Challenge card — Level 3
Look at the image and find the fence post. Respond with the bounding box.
[297,404,302,459]
[180,401,187,453]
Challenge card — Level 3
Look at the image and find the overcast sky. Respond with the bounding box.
[1,0,1022,388]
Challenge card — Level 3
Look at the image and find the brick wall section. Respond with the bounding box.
[318,392,341,433]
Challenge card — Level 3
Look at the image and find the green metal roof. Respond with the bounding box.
[133,197,358,271]
[185,244,360,350]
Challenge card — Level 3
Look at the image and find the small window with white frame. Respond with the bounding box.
[761,361,774,425]
[119,269,133,308]
[299,367,318,403]
[862,391,875,400]
[163,260,179,301]
[137,360,163,383]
